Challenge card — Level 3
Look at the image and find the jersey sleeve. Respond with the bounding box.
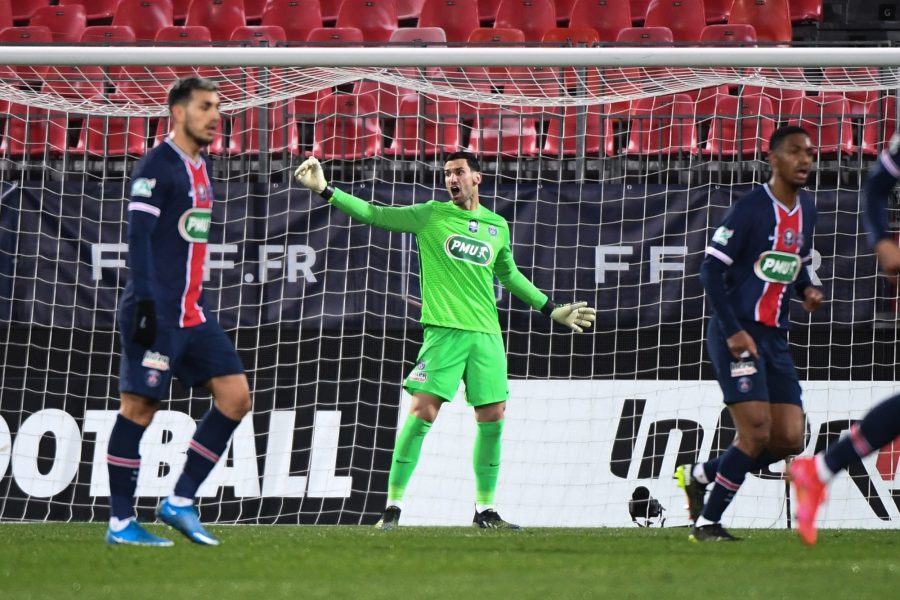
[126,160,169,300]
[493,227,549,310]
[329,188,433,233]
[704,201,751,266]
[700,202,752,337]
[863,135,900,247]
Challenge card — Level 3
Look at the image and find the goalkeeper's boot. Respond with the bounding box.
[689,523,740,542]
[789,456,827,546]
[106,520,173,547]
[374,506,401,531]
[156,498,220,546]
[473,509,521,530]
[674,463,707,523]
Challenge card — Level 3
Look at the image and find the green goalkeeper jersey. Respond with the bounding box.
[330,188,549,335]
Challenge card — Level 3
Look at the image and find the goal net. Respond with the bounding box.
[1,46,899,528]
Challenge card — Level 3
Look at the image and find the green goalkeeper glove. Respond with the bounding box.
[294,157,328,194]
[548,301,596,333]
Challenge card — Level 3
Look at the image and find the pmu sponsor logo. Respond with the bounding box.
[754,250,801,283]
[0,409,353,500]
[178,208,212,243]
[609,398,900,520]
[444,234,493,266]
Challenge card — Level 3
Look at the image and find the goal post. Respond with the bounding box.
[0,46,899,528]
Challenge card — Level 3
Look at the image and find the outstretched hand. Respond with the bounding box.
[294,157,328,194]
[550,301,597,333]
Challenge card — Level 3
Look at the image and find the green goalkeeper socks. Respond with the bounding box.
[386,415,432,505]
[473,420,504,507]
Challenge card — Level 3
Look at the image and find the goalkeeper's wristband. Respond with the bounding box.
[320,185,336,201]
[540,299,556,317]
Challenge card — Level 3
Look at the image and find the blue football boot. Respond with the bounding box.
[156,498,220,546]
[106,520,174,547]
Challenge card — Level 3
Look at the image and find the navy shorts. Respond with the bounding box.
[707,318,803,406]
[118,312,244,401]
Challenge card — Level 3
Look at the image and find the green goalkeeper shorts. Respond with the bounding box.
[404,325,509,407]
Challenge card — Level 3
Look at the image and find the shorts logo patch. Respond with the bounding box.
[730,359,757,377]
[141,350,170,371]
[131,177,156,198]
[468,220,479,233]
[145,369,162,387]
[409,361,427,382]
[737,376,752,394]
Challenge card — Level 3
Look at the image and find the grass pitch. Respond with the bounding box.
[1,524,898,599]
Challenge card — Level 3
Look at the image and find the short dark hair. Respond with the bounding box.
[167,76,218,110]
[443,151,481,173]
[769,125,811,152]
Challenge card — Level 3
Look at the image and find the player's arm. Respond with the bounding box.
[126,168,167,347]
[699,204,756,357]
[493,241,596,333]
[794,206,824,312]
[863,138,900,275]
[294,157,432,233]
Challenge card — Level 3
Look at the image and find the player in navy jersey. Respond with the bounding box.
[675,125,825,541]
[105,77,251,546]
[788,133,900,545]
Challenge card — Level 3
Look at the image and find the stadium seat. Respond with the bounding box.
[728,0,792,44]
[630,0,652,23]
[624,94,698,156]
[319,0,341,21]
[606,27,673,115]
[790,0,822,23]
[396,0,427,19]
[154,25,212,82]
[699,23,756,45]
[467,106,539,157]
[11,0,51,22]
[542,105,607,157]
[0,102,68,158]
[822,68,878,117]
[615,25,672,44]
[543,27,600,93]
[468,26,524,44]
[568,0,632,42]
[30,4,86,42]
[1,1,12,29]
[185,0,246,41]
[335,0,398,43]
[644,0,706,43]
[80,25,137,44]
[785,95,856,157]
[243,0,267,21]
[352,80,406,117]
[418,0,479,43]
[310,93,383,159]
[306,26,365,44]
[58,0,120,21]
[294,88,329,118]
[261,0,322,43]
[702,93,775,158]
[555,0,577,24]
[230,24,286,46]
[465,28,524,112]
[227,102,298,154]
[494,0,557,42]
[686,83,729,116]
[113,0,174,42]
[390,26,447,44]
[73,114,150,157]
[386,94,462,158]
[478,0,502,23]
[703,0,731,23]
[171,0,190,20]
[741,68,805,120]
[861,94,897,156]
[0,26,53,85]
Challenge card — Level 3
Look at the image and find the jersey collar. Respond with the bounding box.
[763,183,801,215]
[165,137,205,168]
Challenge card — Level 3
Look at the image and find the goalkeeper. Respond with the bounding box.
[295,151,595,529]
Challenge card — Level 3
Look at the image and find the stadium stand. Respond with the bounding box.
[568,0,632,42]
[184,0,246,41]
[30,4,87,42]
[112,0,174,42]
[643,0,706,43]
[261,0,323,43]
[418,0,480,43]
[493,0,557,42]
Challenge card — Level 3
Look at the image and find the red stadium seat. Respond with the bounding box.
[243,0,267,21]
[171,0,190,20]
[335,0,398,43]
[294,88,329,118]
[861,95,897,156]
[0,102,68,158]
[0,26,53,85]
[319,0,341,21]
[615,25,672,44]
[467,106,539,157]
[606,26,673,115]
[310,93,383,159]
[73,114,149,157]
[0,1,12,29]
[699,23,756,45]
[568,0,631,42]
[227,102,298,154]
[306,26,365,44]
[494,0,556,42]
[390,26,447,44]
[80,25,136,43]
[703,0,731,23]
[185,0,246,41]
[11,0,51,22]
[555,0,578,23]
[786,95,856,157]
[822,68,879,117]
[154,24,213,81]
[113,0,174,42]
[397,0,427,20]
[686,83,729,116]
[543,27,600,93]
[418,0,479,43]
[261,0,322,43]
[352,80,406,117]
[59,0,120,21]
[468,26,523,43]
[624,94,698,155]
[230,24,286,46]
[386,94,462,158]
[644,0,706,43]
[729,0,792,44]
[741,68,805,119]
[790,0,822,22]
[702,93,775,158]
[542,105,608,157]
[478,0,502,23]
[630,0,651,23]
[30,4,86,42]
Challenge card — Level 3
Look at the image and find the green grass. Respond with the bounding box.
[2,524,898,599]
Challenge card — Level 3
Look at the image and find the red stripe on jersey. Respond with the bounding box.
[755,200,802,326]
[180,160,212,327]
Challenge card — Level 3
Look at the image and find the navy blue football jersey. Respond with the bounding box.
[704,183,817,330]
[863,133,900,245]
[121,139,214,328]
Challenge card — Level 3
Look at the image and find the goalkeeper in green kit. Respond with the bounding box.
[295,152,596,529]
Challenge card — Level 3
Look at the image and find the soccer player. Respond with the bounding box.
[294,151,596,530]
[675,125,825,541]
[105,77,251,546]
[788,132,900,545]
